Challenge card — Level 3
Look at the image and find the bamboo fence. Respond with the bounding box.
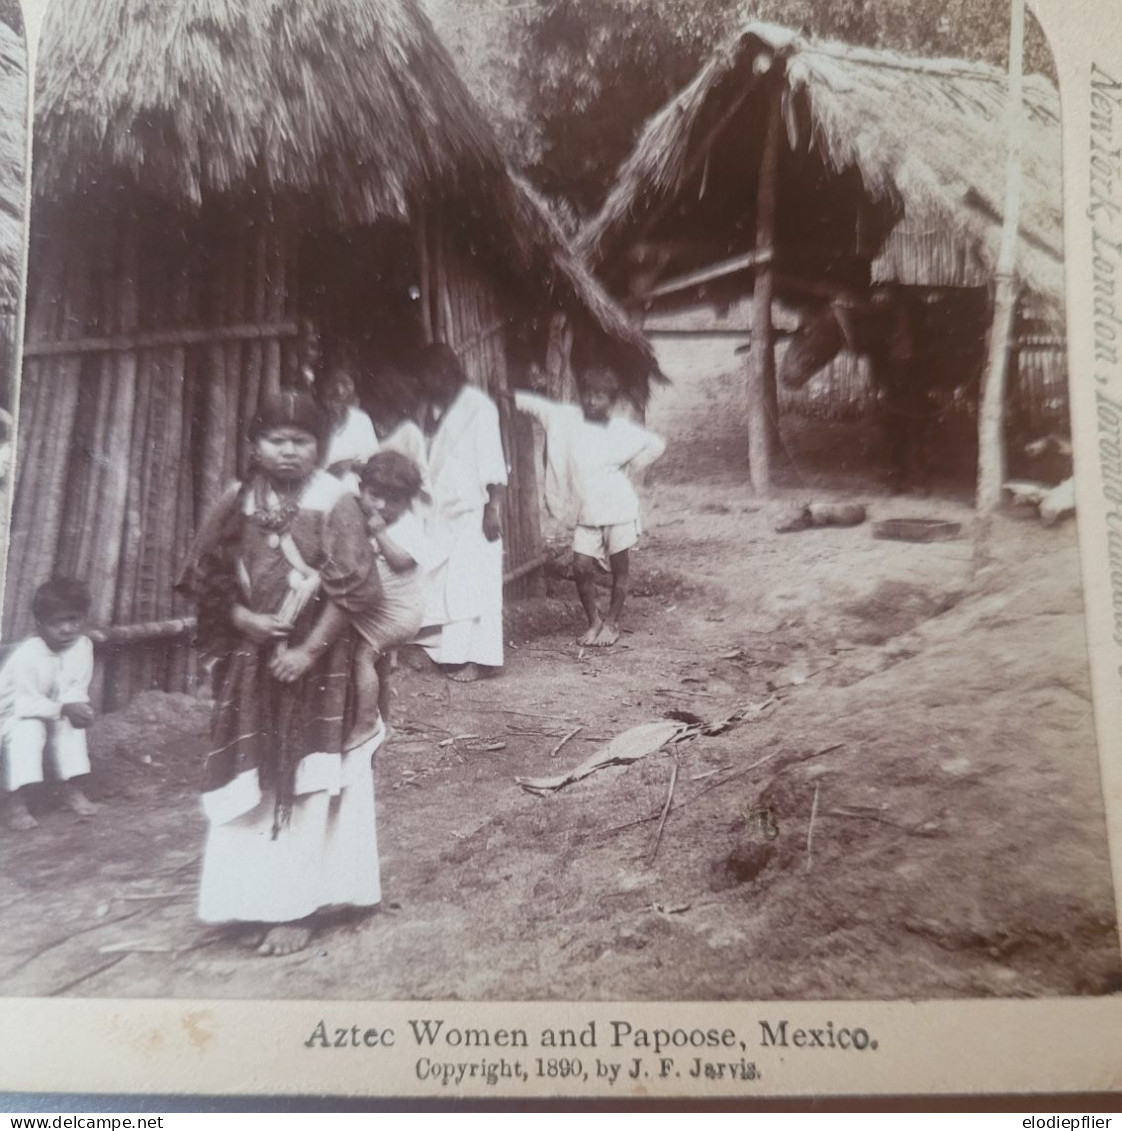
[6,204,300,708]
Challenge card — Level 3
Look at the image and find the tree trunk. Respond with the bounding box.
[976,0,1025,516]
[746,78,782,496]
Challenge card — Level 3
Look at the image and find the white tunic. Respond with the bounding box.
[514,392,665,527]
[325,407,380,468]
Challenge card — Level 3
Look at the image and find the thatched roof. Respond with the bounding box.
[0,15,25,313]
[33,0,658,387]
[35,0,503,220]
[581,21,1063,324]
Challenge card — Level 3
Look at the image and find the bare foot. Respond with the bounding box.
[593,622,620,647]
[256,924,314,957]
[226,923,268,949]
[446,663,482,683]
[5,802,37,831]
[404,645,435,672]
[578,622,603,646]
[62,785,99,817]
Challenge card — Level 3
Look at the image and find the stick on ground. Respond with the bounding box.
[650,754,680,862]
[806,781,821,872]
[549,726,584,759]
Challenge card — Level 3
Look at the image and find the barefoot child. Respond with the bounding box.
[515,365,665,646]
[0,578,99,830]
[356,451,435,724]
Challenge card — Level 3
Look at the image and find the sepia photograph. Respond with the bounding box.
[0,0,1119,1102]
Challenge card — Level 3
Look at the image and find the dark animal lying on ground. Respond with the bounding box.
[775,502,867,533]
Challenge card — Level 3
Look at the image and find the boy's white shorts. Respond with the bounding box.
[573,520,640,569]
[3,718,91,791]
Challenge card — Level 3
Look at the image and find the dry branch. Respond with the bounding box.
[650,754,680,862]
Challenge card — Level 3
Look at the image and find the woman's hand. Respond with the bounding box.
[366,509,387,535]
[270,645,316,683]
[482,501,502,542]
[233,605,293,645]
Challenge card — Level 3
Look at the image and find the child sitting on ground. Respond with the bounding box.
[515,361,665,647]
[355,451,435,726]
[0,578,99,830]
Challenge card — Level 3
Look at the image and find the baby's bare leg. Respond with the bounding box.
[573,552,602,644]
[353,643,383,734]
[594,549,631,646]
[376,654,392,723]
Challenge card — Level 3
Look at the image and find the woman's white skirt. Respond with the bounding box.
[198,731,383,925]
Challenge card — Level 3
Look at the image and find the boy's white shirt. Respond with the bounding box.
[0,636,94,732]
[514,391,666,527]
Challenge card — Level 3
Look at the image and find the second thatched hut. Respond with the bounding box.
[581,21,1065,495]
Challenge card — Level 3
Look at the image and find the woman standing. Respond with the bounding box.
[178,391,385,957]
[414,344,508,683]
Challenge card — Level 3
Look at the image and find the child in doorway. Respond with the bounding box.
[0,578,99,830]
[355,451,435,726]
[320,352,379,492]
[515,363,665,647]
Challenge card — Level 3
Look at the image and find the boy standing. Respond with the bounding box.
[0,578,99,830]
[515,367,665,646]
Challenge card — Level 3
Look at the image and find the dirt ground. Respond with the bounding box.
[1,343,1119,1001]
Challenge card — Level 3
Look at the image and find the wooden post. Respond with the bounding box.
[746,73,782,496]
[976,0,1025,516]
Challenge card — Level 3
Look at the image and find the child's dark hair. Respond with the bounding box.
[31,577,92,622]
[359,450,423,502]
[570,335,622,386]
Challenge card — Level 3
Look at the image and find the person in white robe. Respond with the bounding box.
[414,343,508,681]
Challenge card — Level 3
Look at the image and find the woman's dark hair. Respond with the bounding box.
[417,342,466,393]
[359,450,423,502]
[31,577,92,622]
[248,391,329,451]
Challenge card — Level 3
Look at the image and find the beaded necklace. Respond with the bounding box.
[250,479,303,541]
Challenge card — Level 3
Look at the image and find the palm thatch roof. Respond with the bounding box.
[581,21,1063,325]
[35,0,502,220]
[0,14,25,313]
[33,0,657,387]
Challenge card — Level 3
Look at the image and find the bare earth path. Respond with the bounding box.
[1,349,1118,1001]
